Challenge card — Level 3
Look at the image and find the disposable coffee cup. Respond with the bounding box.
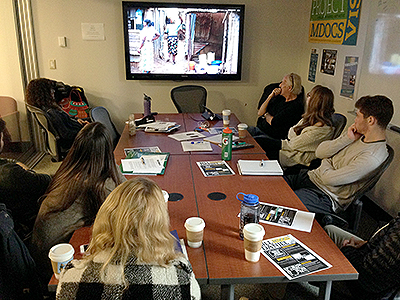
[184,217,205,248]
[48,243,75,279]
[243,223,265,262]
[222,109,231,127]
[162,190,169,202]
[237,123,248,139]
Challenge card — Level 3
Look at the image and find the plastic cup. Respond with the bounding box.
[128,114,136,136]
[48,243,75,279]
[238,123,248,139]
[222,109,231,127]
[162,190,169,202]
[243,223,265,262]
[184,217,205,248]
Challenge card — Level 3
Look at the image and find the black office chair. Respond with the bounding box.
[90,106,120,149]
[26,104,67,162]
[170,85,207,113]
[321,144,395,233]
[0,203,43,300]
[331,113,347,139]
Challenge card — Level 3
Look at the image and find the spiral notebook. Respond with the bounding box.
[237,159,283,175]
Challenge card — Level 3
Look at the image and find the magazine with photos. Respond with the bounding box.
[261,234,331,280]
[196,160,235,177]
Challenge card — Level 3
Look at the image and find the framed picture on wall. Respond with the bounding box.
[308,49,318,82]
[340,56,359,99]
[320,49,337,76]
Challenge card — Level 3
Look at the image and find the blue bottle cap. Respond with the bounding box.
[236,192,259,205]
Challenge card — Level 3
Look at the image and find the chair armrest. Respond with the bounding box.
[317,213,349,230]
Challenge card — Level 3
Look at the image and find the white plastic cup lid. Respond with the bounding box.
[48,243,75,262]
[222,109,231,115]
[184,217,205,232]
[243,223,265,241]
[238,123,248,129]
[162,190,169,202]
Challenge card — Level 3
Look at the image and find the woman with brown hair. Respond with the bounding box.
[26,78,88,150]
[279,85,335,168]
[30,122,126,285]
[56,177,200,299]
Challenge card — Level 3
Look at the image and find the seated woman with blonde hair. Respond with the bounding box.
[248,73,305,141]
[56,177,201,300]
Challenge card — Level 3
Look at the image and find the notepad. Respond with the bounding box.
[237,159,283,175]
[120,152,169,175]
[137,121,180,132]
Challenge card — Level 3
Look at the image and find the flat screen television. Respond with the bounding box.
[122,1,245,80]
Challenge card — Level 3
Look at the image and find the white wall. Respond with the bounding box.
[3,0,398,215]
[299,1,371,124]
[31,0,310,133]
[297,1,400,217]
[0,0,28,140]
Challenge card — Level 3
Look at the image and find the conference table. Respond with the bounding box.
[50,113,358,300]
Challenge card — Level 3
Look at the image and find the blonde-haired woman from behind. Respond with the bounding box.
[56,177,201,300]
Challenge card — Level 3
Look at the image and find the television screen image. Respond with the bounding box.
[122,2,245,80]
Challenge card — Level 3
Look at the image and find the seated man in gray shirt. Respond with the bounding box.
[284,95,393,214]
[0,117,51,240]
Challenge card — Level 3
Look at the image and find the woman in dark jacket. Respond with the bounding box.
[26,78,88,150]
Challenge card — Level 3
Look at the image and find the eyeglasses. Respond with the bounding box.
[289,74,294,89]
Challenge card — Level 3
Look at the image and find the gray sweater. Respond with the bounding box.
[308,134,387,211]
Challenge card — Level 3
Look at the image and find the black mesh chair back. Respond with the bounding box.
[331,113,347,139]
[170,85,207,113]
[257,83,305,110]
[89,106,120,148]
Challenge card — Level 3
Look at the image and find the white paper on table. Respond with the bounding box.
[181,141,213,152]
[259,202,314,232]
[168,131,206,141]
[203,134,239,144]
[237,202,314,232]
[261,234,332,280]
[121,155,166,174]
[208,127,238,134]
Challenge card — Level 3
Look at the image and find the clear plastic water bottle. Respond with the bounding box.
[128,114,136,136]
[221,127,232,161]
[237,192,260,240]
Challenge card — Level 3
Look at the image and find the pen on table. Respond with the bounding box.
[191,141,203,144]
[156,159,161,166]
[274,207,280,219]
[141,157,146,165]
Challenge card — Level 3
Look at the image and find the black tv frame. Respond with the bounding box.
[122,1,245,81]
